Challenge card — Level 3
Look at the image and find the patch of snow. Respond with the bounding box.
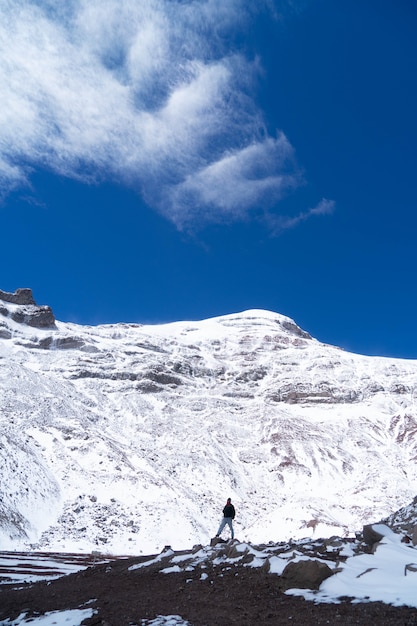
[313,537,417,607]
[0,607,95,625]
[160,565,182,574]
[129,549,175,571]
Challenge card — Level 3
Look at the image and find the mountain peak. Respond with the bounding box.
[1,288,417,554]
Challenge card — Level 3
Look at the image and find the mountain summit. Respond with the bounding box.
[1,288,417,554]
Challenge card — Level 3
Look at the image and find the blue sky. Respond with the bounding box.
[1,0,416,358]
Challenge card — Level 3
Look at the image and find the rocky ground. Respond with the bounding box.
[1,550,417,625]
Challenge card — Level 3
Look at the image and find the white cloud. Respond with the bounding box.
[167,134,301,227]
[0,0,332,230]
[268,198,336,234]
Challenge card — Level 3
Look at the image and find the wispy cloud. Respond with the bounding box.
[0,0,331,230]
[267,198,336,234]
[167,134,302,228]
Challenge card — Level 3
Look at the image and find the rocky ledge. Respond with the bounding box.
[0,288,56,329]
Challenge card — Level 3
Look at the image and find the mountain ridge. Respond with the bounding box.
[1,288,417,555]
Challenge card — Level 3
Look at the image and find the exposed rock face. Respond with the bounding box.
[0,288,55,328]
[5,305,56,328]
[0,288,36,305]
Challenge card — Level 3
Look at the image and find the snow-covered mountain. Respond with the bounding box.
[1,288,417,555]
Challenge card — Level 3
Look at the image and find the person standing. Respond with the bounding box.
[215,497,235,540]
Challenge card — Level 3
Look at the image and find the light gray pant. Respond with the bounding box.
[217,517,234,539]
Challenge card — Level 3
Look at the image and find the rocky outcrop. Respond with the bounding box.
[7,305,56,328]
[0,322,12,339]
[270,381,360,404]
[380,496,417,538]
[0,288,56,328]
[281,319,312,339]
[0,288,36,305]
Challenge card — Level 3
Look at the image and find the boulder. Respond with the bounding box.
[363,524,385,547]
[280,559,334,590]
[210,536,227,547]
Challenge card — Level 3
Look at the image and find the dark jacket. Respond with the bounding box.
[223,503,235,519]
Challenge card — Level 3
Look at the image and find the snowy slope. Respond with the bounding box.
[1,289,417,555]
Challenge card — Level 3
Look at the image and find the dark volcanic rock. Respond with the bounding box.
[0,288,36,305]
[0,323,12,339]
[9,306,56,328]
[281,319,312,339]
[363,524,385,547]
[280,559,334,590]
[0,288,56,328]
